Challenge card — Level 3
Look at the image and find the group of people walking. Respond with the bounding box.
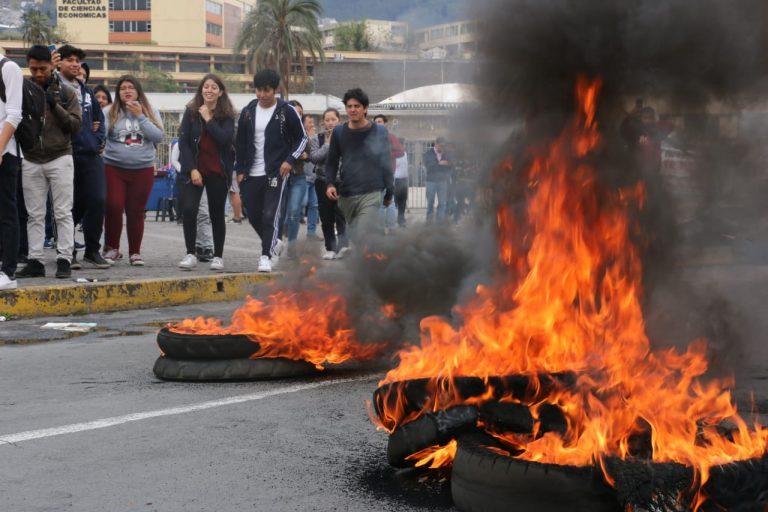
[0,42,417,289]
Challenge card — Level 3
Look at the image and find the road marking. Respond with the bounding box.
[0,375,379,446]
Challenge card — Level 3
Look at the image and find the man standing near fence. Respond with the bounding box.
[57,44,111,270]
[423,136,452,224]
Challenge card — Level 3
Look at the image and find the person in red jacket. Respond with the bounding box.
[374,115,405,233]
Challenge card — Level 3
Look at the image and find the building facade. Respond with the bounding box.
[320,19,409,52]
[54,0,255,48]
[413,20,478,60]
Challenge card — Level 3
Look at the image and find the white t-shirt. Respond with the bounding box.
[395,154,409,179]
[0,56,24,157]
[250,102,277,177]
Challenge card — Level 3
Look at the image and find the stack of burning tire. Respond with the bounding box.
[371,375,768,512]
[153,327,321,381]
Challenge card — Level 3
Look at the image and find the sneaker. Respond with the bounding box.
[322,249,336,260]
[44,238,55,249]
[0,272,18,291]
[15,259,45,278]
[335,246,351,259]
[103,248,122,264]
[273,238,285,258]
[196,247,213,263]
[55,258,71,279]
[71,252,82,270]
[84,251,111,269]
[210,257,224,271]
[129,254,145,266]
[179,254,198,270]
[227,217,243,224]
[257,255,272,273]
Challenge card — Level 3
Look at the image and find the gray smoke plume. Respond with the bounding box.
[471,0,768,373]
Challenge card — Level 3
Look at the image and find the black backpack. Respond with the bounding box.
[0,58,46,154]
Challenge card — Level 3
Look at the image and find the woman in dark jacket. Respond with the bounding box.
[177,73,236,271]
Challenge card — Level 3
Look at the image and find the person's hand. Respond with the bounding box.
[279,161,292,177]
[300,151,308,161]
[326,185,339,201]
[237,173,245,184]
[45,88,59,108]
[92,121,100,132]
[191,169,203,187]
[51,51,61,69]
[439,160,450,166]
[126,101,143,117]
[198,105,213,122]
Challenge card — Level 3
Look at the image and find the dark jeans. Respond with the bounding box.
[394,177,408,227]
[179,173,228,258]
[0,153,20,276]
[426,180,449,223]
[72,153,106,254]
[240,174,287,257]
[16,159,27,259]
[315,179,347,253]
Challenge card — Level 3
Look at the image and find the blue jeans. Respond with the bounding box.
[426,180,449,222]
[380,190,397,230]
[285,176,310,242]
[306,181,319,235]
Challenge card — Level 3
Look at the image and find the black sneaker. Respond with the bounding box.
[15,259,45,278]
[84,251,111,269]
[55,258,71,279]
[71,251,82,270]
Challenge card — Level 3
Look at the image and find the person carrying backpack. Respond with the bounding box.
[0,50,24,290]
[15,45,82,280]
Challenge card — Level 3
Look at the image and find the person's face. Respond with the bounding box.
[76,66,88,83]
[95,90,109,108]
[60,55,81,81]
[435,143,444,153]
[202,79,222,104]
[256,86,276,107]
[119,81,138,103]
[304,116,314,133]
[374,117,386,126]
[345,99,367,122]
[323,112,340,131]
[28,58,53,87]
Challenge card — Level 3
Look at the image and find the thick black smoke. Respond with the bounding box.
[472,0,768,372]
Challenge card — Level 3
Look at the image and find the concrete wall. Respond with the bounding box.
[312,59,479,103]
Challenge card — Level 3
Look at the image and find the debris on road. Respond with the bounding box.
[41,322,98,333]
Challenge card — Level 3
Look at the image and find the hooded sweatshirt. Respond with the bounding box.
[103,104,164,169]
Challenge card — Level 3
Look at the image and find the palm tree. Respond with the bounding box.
[21,9,56,46]
[235,0,325,96]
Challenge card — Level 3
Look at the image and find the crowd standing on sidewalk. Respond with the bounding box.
[0,43,476,290]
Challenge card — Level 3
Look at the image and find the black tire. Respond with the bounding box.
[156,327,260,360]
[387,406,478,468]
[153,356,321,381]
[451,434,619,512]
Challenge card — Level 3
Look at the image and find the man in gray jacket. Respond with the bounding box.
[15,45,82,279]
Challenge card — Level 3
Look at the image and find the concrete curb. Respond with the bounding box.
[0,273,273,320]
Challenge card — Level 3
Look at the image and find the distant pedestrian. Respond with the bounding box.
[373,114,405,233]
[176,74,235,272]
[15,45,81,280]
[310,107,348,259]
[102,75,164,266]
[284,113,317,259]
[423,137,451,224]
[234,69,307,273]
[325,88,394,245]
[56,44,111,270]
[0,48,23,290]
[394,138,409,227]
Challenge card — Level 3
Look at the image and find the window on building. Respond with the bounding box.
[109,0,151,10]
[206,22,222,36]
[179,54,211,73]
[205,0,222,15]
[110,21,151,32]
[448,25,459,37]
[430,28,444,40]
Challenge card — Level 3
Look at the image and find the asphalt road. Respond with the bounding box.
[0,302,455,512]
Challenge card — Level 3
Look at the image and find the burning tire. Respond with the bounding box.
[156,328,260,360]
[451,434,618,512]
[152,356,320,381]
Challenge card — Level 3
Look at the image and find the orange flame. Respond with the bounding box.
[406,440,459,469]
[376,77,767,501]
[171,284,384,369]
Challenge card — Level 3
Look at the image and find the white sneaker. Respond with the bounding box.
[210,257,224,271]
[273,238,285,257]
[0,272,18,291]
[258,255,272,273]
[335,246,351,259]
[322,249,336,260]
[178,254,198,270]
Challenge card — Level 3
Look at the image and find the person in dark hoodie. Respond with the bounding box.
[177,73,236,272]
[234,69,307,274]
[56,44,110,270]
[15,45,81,280]
[325,88,394,243]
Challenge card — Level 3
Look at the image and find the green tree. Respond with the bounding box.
[21,8,56,46]
[234,0,325,96]
[333,21,371,51]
